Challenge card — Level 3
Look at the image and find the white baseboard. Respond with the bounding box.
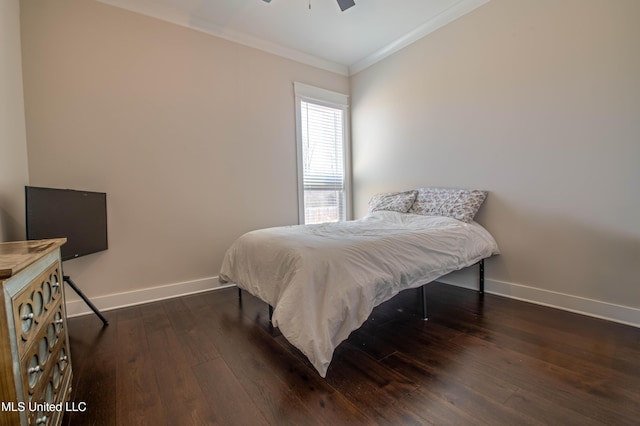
[438,277,640,328]
[65,276,234,318]
[66,274,640,328]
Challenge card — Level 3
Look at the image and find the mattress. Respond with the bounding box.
[219,210,499,377]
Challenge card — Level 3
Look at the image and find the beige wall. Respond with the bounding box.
[0,0,29,242]
[20,0,348,303]
[19,0,640,320]
[351,0,640,311]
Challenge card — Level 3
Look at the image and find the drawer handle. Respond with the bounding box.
[22,313,35,320]
[28,366,42,374]
[60,355,68,362]
[52,282,60,288]
[36,416,48,425]
[55,319,64,324]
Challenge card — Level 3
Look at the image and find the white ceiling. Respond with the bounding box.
[97,0,489,75]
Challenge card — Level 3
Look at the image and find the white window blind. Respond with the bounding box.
[294,83,350,225]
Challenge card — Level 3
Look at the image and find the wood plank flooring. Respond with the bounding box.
[62,283,640,425]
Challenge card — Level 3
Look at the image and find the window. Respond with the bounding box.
[294,82,350,224]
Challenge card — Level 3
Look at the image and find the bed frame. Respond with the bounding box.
[418,258,484,319]
[237,258,485,322]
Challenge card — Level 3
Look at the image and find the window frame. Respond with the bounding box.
[294,82,352,225]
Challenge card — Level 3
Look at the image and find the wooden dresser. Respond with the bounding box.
[0,239,73,426]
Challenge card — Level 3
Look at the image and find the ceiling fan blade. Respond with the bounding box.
[336,0,355,11]
[262,0,355,11]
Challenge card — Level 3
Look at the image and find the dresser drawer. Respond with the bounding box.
[19,299,69,404]
[23,338,72,426]
[12,262,63,358]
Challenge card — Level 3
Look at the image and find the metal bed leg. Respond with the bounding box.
[420,285,428,320]
[479,259,485,294]
[237,286,274,322]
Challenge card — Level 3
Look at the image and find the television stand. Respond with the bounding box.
[63,275,109,326]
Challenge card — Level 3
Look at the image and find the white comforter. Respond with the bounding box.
[219,211,499,377]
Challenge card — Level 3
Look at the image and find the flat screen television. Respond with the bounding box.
[25,186,108,261]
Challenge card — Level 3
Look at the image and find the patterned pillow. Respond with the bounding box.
[368,190,418,213]
[409,187,488,223]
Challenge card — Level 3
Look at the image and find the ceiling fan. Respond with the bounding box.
[262,0,356,12]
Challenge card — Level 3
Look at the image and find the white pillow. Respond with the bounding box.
[368,190,418,214]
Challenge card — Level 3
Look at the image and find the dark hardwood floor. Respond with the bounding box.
[62,283,640,425]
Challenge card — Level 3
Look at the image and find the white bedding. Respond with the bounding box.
[219,211,499,377]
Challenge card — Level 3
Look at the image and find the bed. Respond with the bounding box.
[219,188,499,377]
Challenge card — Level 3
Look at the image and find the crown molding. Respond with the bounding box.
[96,0,349,76]
[349,0,490,75]
[96,0,489,77]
